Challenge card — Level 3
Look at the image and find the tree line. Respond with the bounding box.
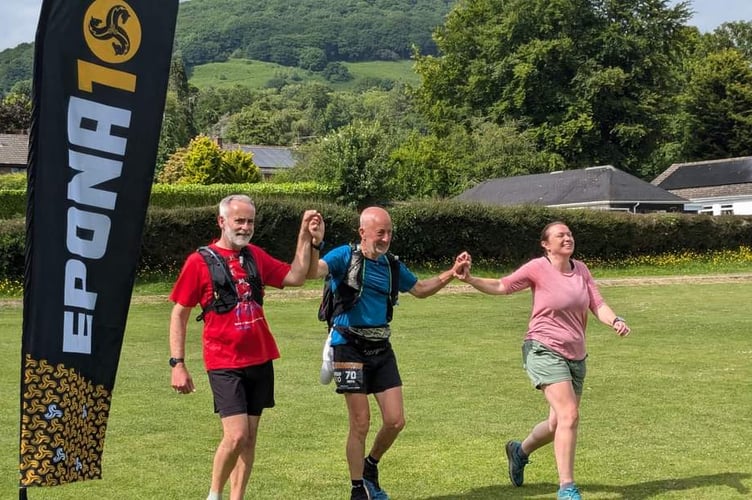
[3,1,752,209]
[173,0,451,68]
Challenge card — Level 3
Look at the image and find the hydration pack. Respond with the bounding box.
[317,243,400,328]
[196,245,263,322]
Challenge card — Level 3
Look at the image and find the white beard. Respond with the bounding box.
[226,229,252,248]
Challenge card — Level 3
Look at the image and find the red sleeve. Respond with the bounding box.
[249,244,291,289]
[169,251,212,308]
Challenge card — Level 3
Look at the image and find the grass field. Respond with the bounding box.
[189,58,420,90]
[1,277,751,499]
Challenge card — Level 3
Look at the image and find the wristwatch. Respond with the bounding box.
[169,357,184,367]
[312,240,325,252]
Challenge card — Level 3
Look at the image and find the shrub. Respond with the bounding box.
[148,182,336,209]
[158,135,262,185]
[181,135,225,184]
[0,173,26,189]
[0,189,25,218]
[156,147,188,184]
[221,149,261,183]
[0,217,25,280]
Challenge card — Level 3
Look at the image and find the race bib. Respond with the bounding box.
[334,361,364,392]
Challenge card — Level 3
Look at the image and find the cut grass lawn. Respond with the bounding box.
[1,278,751,499]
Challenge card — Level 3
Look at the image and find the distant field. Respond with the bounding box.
[189,58,421,90]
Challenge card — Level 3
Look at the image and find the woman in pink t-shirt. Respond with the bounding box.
[457,221,631,500]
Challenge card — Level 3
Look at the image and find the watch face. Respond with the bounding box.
[169,358,183,367]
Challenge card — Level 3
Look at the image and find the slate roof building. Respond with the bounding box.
[221,143,297,179]
[455,165,688,213]
[651,157,752,215]
[0,133,29,174]
[0,134,299,179]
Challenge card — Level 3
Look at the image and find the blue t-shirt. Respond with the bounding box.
[322,244,418,344]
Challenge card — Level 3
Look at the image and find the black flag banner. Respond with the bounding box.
[19,0,178,492]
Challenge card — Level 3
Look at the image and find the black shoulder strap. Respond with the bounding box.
[195,245,263,322]
[328,243,362,322]
[328,244,401,324]
[198,246,233,288]
[195,246,233,322]
[239,245,264,306]
[239,246,259,281]
[385,252,400,322]
[386,252,400,304]
[342,242,364,290]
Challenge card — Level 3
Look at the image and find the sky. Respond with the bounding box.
[1,0,751,52]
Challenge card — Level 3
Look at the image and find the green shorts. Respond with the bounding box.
[522,340,587,395]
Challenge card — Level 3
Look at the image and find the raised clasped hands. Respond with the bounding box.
[302,210,325,244]
[453,251,472,280]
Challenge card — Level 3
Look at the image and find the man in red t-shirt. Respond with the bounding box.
[169,194,324,500]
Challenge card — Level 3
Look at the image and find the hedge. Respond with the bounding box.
[139,199,358,275]
[0,182,336,219]
[1,198,751,281]
[146,182,336,209]
[388,201,752,266]
[0,189,25,219]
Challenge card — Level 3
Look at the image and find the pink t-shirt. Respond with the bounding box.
[501,257,604,360]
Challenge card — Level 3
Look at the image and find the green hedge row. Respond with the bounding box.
[0,173,26,190]
[2,199,751,281]
[0,217,24,280]
[0,189,24,219]
[146,182,336,209]
[139,199,359,275]
[389,201,752,265]
[0,182,336,219]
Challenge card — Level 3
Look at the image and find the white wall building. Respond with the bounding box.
[653,157,752,215]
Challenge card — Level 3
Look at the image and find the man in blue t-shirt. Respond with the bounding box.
[310,206,469,500]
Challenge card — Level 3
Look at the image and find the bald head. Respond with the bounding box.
[360,206,391,227]
[359,206,393,259]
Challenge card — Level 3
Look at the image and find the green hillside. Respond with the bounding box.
[0,0,450,95]
[175,0,451,67]
[189,58,421,91]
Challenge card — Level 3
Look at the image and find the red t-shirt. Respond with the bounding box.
[169,243,291,370]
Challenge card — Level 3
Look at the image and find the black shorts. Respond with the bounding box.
[333,341,402,395]
[207,361,275,418]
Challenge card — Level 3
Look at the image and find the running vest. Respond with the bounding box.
[318,243,400,328]
[196,245,263,321]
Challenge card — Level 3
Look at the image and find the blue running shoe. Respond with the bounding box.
[505,440,529,487]
[363,479,389,500]
[350,484,370,500]
[557,484,582,500]
[363,458,389,499]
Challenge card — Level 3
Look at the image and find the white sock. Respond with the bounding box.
[207,491,221,500]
